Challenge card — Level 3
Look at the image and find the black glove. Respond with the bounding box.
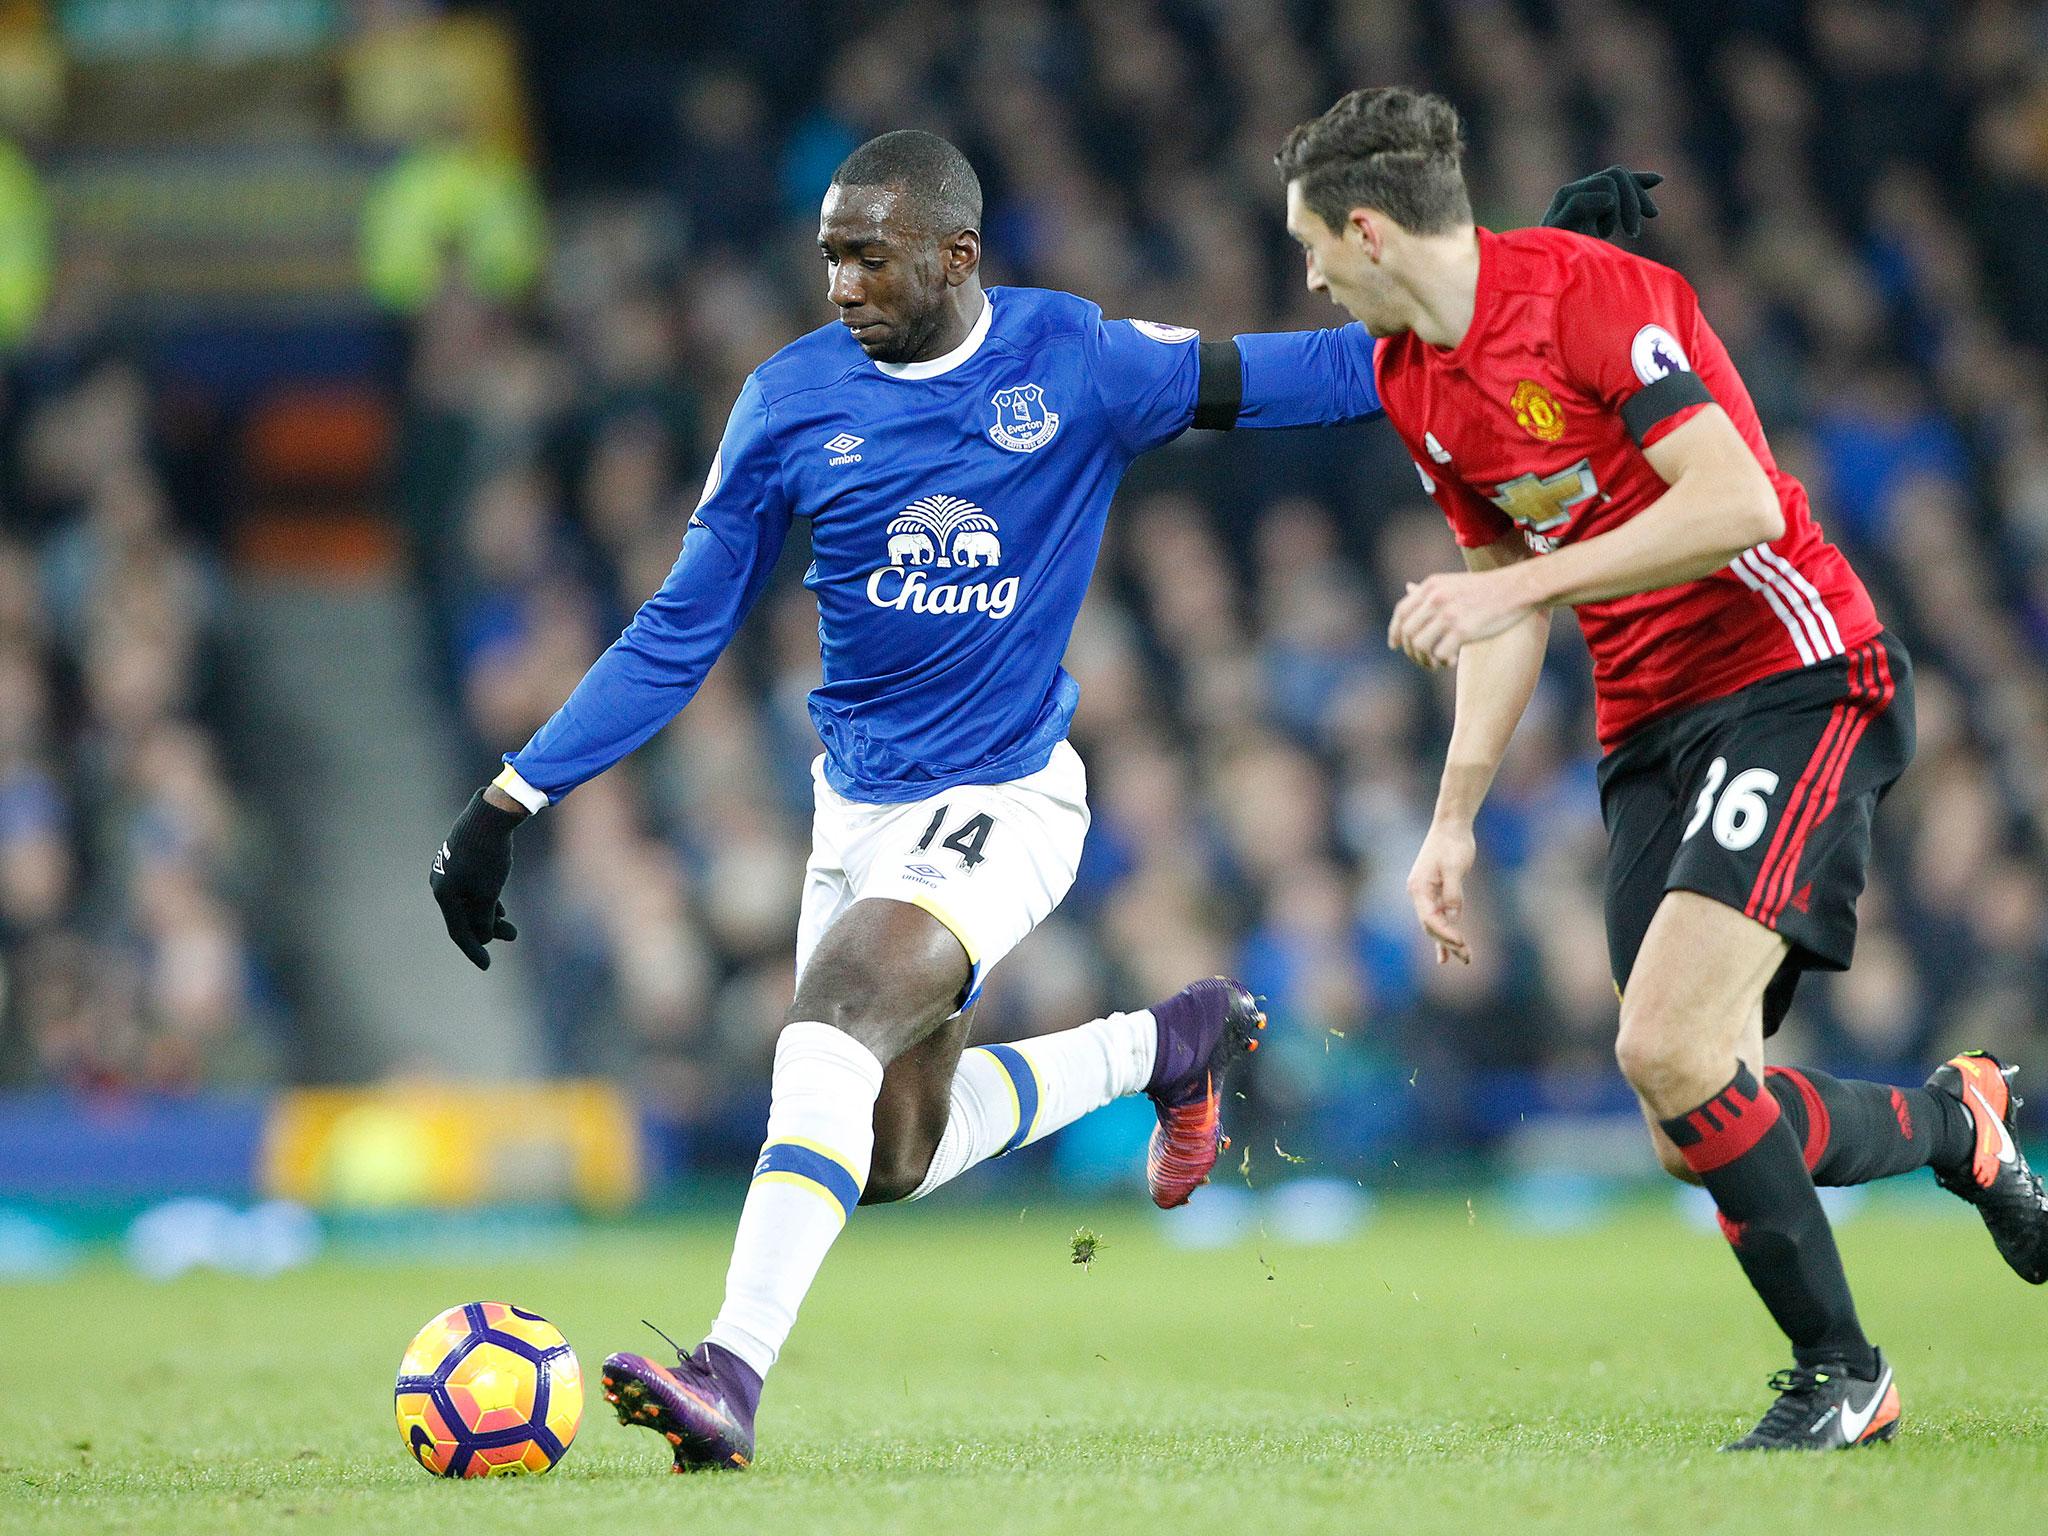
[1542,167,1663,240]
[430,789,523,970]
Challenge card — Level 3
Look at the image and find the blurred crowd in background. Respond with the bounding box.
[5,0,2048,1166]
[0,358,275,1090]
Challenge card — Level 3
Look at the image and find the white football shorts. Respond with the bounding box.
[794,740,1090,1013]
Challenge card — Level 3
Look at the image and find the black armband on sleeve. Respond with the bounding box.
[1192,339,1243,430]
[1621,370,1713,446]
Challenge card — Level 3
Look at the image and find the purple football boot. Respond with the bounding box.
[601,1338,760,1472]
[1145,976,1265,1208]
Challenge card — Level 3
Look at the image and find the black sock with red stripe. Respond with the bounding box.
[1765,1066,1974,1185]
[1660,1065,1877,1375]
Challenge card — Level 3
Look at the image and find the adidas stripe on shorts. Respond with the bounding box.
[1597,631,1914,1035]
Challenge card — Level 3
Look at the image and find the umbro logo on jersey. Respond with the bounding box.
[1424,431,1452,464]
[824,432,865,465]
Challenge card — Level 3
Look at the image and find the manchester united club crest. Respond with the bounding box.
[1510,379,1566,443]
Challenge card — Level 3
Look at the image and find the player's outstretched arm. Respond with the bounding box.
[1405,536,1549,965]
[1199,166,1663,437]
[428,377,795,970]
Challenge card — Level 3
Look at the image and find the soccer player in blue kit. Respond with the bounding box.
[428,130,1653,1471]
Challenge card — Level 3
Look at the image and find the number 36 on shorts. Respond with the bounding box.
[1682,756,1780,852]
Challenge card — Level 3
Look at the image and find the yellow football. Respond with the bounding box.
[394,1302,583,1476]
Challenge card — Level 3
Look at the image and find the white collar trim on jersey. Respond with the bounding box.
[872,294,993,379]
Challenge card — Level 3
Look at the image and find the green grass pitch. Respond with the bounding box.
[4,1196,2045,1534]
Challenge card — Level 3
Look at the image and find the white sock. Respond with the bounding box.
[705,1021,884,1378]
[908,1010,1157,1200]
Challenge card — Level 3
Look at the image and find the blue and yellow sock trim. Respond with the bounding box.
[751,1136,863,1225]
[975,1043,1041,1155]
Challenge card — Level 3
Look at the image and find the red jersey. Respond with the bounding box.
[1373,226,1879,748]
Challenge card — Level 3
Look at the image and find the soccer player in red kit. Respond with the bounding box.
[1276,86,2048,1450]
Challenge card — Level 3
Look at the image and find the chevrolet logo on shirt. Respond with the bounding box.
[1490,458,1599,534]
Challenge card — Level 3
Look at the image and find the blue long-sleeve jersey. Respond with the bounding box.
[506,286,1381,805]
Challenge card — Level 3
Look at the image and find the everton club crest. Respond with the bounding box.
[988,382,1060,453]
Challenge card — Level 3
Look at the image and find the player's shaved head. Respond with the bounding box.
[1276,87,1473,236]
[830,130,983,238]
[818,130,985,367]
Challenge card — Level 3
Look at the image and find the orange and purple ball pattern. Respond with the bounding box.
[394,1302,583,1477]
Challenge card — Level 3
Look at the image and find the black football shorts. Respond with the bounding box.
[1597,631,1914,1035]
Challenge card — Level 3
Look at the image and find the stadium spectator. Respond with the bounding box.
[0,351,270,1091]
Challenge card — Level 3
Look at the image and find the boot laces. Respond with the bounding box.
[641,1317,692,1367]
[1753,1366,1831,1437]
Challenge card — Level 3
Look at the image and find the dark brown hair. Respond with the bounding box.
[1275,87,1473,235]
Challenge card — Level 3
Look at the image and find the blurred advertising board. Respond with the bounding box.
[263,1081,643,1211]
[0,1082,644,1211]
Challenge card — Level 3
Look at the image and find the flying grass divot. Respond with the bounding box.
[1068,1228,1106,1270]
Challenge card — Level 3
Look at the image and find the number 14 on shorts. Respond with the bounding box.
[1683,756,1780,852]
[914,805,997,870]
